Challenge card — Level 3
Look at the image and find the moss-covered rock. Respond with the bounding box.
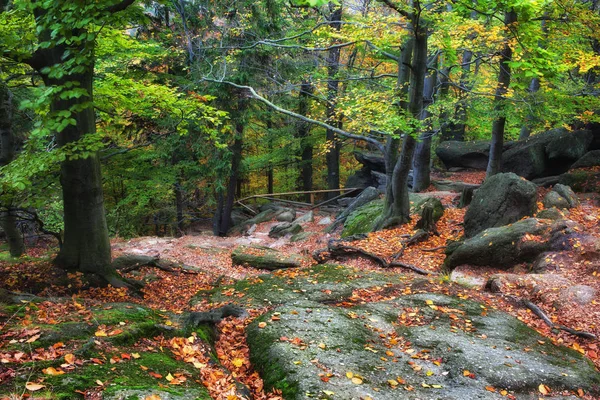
[247,293,600,399]
[231,245,310,270]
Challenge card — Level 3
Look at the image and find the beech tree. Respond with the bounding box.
[0,0,138,283]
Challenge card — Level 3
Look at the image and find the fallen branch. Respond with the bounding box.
[520,298,597,340]
[313,241,434,276]
[391,229,430,260]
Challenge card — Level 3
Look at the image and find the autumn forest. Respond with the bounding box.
[1,0,600,399]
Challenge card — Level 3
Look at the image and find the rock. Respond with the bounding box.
[341,198,384,237]
[486,273,570,294]
[450,267,487,288]
[245,286,600,399]
[531,252,562,272]
[501,140,547,179]
[552,184,580,208]
[559,285,597,306]
[276,210,296,222]
[268,222,302,238]
[559,168,600,192]
[436,140,490,170]
[231,246,308,270]
[571,149,600,169]
[290,232,314,242]
[345,168,375,189]
[248,208,279,224]
[294,211,313,224]
[546,129,594,163]
[444,218,569,270]
[337,198,354,207]
[371,170,389,192]
[341,193,445,237]
[536,207,566,220]
[317,216,332,225]
[245,224,257,235]
[327,186,379,232]
[231,208,252,227]
[353,151,386,173]
[543,191,571,209]
[464,173,537,238]
[432,179,480,193]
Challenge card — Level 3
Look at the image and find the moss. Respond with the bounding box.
[1,352,210,400]
[341,199,384,237]
[246,318,300,398]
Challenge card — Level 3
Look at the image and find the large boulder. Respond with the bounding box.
[436,140,491,170]
[464,173,537,238]
[501,140,547,179]
[444,218,569,270]
[571,150,600,169]
[231,246,308,270]
[341,194,444,237]
[268,222,302,238]
[327,186,379,232]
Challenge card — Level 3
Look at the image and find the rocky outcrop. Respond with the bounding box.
[464,173,537,238]
[268,222,302,238]
[436,140,491,170]
[444,218,570,270]
[436,128,599,180]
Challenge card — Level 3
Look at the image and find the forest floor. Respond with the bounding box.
[1,170,600,400]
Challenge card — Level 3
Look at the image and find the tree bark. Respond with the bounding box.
[376,7,428,230]
[297,81,313,202]
[0,80,25,257]
[486,10,517,178]
[325,5,343,199]
[412,55,438,192]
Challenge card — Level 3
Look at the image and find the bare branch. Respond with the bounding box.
[203,79,386,152]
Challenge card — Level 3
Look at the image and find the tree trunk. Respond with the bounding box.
[412,55,438,192]
[40,60,112,274]
[297,81,313,202]
[215,114,244,236]
[381,37,414,219]
[325,5,343,199]
[486,10,517,178]
[376,11,428,229]
[0,80,25,257]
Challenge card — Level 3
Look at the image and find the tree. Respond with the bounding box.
[1,0,138,283]
[0,80,25,257]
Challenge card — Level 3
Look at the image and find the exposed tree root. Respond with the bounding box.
[186,304,249,326]
[313,241,434,275]
[517,297,597,340]
[391,229,431,260]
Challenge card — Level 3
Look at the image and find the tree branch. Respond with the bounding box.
[203,79,386,152]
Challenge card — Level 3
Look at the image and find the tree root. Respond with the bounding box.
[391,229,430,260]
[313,241,434,275]
[518,297,597,340]
[186,304,249,327]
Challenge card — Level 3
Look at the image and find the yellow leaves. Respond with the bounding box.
[346,371,354,379]
[25,334,40,343]
[64,353,75,364]
[351,377,363,385]
[232,358,244,368]
[258,322,267,329]
[538,383,550,395]
[165,373,174,382]
[95,330,108,337]
[318,343,327,350]
[144,395,162,400]
[42,367,65,375]
[388,379,399,387]
[25,382,46,391]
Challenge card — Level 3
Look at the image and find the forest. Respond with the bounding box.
[1,0,600,399]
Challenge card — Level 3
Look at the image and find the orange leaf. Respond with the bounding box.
[26,382,45,391]
[64,353,75,364]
